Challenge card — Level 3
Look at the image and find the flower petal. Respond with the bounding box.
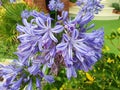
[47,17,51,28]
[36,17,46,28]
[76,52,84,62]
[63,34,69,41]
[26,79,32,90]
[56,43,67,51]
[49,32,58,42]
[44,75,54,83]
[66,67,72,79]
[68,45,73,60]
[36,78,41,88]
[52,25,64,33]
[38,41,43,51]
[16,24,25,33]
[72,29,79,39]
[22,18,30,27]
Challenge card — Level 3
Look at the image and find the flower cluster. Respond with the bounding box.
[48,0,64,11]
[76,0,104,14]
[0,0,104,89]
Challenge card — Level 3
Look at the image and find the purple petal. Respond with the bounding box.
[71,67,77,78]
[49,32,58,42]
[52,25,64,33]
[63,34,69,41]
[44,75,54,83]
[45,53,50,61]
[66,67,72,79]
[42,32,49,41]
[26,79,32,90]
[47,58,54,68]
[56,43,67,51]
[47,17,51,28]
[68,45,73,60]
[16,24,25,33]
[36,78,41,88]
[22,18,30,26]
[50,47,56,56]
[36,17,46,28]
[11,77,23,90]
[28,64,39,75]
[76,52,84,62]
[33,29,47,35]
[81,62,89,72]
[62,11,68,20]
[74,43,87,54]
[38,41,43,51]
[72,29,79,39]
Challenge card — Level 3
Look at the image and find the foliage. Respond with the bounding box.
[69,0,77,3]
[43,53,120,90]
[42,28,120,90]
[0,2,38,59]
[106,27,120,52]
[112,3,120,11]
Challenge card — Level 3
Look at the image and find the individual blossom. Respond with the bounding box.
[35,16,64,43]
[48,0,64,11]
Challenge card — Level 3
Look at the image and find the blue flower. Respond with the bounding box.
[56,27,104,78]
[48,0,64,11]
[35,17,64,42]
[11,77,23,90]
[21,10,31,19]
[76,0,104,14]
[28,64,40,75]
[44,75,54,83]
[0,0,104,88]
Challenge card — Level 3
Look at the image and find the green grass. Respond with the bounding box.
[90,19,120,54]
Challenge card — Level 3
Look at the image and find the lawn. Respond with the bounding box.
[91,19,120,54]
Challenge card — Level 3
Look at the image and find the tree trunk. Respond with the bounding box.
[61,0,69,11]
[33,0,48,12]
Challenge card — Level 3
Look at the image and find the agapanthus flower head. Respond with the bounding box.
[48,0,64,11]
[0,59,54,90]
[0,0,104,89]
[76,0,104,14]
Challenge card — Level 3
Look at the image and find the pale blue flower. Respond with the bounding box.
[48,0,64,11]
[44,75,54,83]
[35,17,64,42]
[0,0,104,88]
[21,10,30,19]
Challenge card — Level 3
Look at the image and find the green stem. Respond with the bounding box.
[55,10,57,22]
